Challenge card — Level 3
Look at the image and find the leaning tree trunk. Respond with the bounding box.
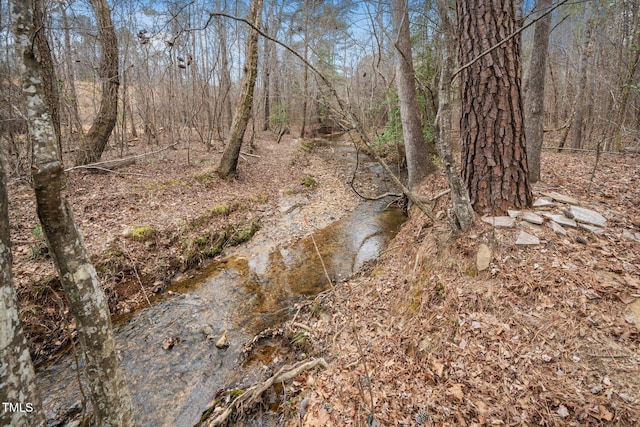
[435,0,474,231]
[1,156,45,427]
[74,0,119,165]
[10,1,135,425]
[217,0,263,179]
[391,0,437,190]
[457,0,532,214]
[525,0,552,183]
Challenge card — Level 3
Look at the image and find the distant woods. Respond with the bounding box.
[0,0,638,176]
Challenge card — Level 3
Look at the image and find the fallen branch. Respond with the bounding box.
[203,358,328,426]
[240,150,261,158]
[65,142,178,172]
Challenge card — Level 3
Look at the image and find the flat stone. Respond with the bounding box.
[482,216,516,228]
[542,192,580,205]
[578,223,605,234]
[533,197,555,207]
[542,213,577,227]
[549,221,568,236]
[522,212,544,225]
[622,230,640,243]
[522,222,542,231]
[570,206,607,227]
[507,210,522,218]
[516,231,540,245]
[476,244,492,272]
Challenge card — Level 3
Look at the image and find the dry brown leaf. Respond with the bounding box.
[448,383,464,402]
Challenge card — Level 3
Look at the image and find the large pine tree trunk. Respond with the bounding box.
[391,0,436,190]
[1,156,45,427]
[525,0,552,183]
[74,0,119,165]
[457,0,532,214]
[11,1,134,425]
[217,0,263,179]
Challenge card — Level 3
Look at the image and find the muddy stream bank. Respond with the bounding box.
[36,140,406,426]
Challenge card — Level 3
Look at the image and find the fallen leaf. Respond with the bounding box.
[448,383,464,402]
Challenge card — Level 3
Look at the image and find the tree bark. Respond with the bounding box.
[525,0,552,183]
[1,156,45,427]
[10,1,135,425]
[571,7,593,150]
[59,1,84,137]
[217,0,263,178]
[74,0,119,165]
[436,0,474,231]
[391,0,437,190]
[457,0,532,214]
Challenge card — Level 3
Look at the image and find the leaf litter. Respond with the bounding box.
[288,151,639,426]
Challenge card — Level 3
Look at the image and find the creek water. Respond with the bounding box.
[36,140,406,426]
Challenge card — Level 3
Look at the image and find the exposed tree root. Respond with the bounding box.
[200,358,328,426]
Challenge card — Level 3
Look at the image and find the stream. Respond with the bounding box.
[36,140,406,426]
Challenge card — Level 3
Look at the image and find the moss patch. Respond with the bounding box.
[229,220,260,245]
[301,176,318,188]
[128,225,157,242]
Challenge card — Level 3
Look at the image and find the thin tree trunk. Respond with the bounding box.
[435,0,474,231]
[75,0,119,165]
[217,0,263,178]
[612,1,640,151]
[1,156,45,427]
[457,0,532,214]
[525,0,552,183]
[571,8,593,150]
[299,0,313,139]
[217,0,233,136]
[10,1,135,425]
[391,0,436,190]
[59,1,83,136]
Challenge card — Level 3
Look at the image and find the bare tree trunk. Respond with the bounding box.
[216,0,233,136]
[299,0,313,139]
[525,0,552,183]
[217,0,263,178]
[10,1,135,425]
[391,0,436,190]
[1,156,45,427]
[75,0,119,165]
[59,1,83,137]
[435,0,474,231]
[457,0,532,214]
[612,1,640,151]
[571,7,593,150]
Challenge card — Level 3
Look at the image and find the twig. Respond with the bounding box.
[204,358,328,426]
[430,188,451,201]
[240,150,261,158]
[64,142,178,172]
[65,165,150,176]
[292,322,313,332]
[124,249,151,307]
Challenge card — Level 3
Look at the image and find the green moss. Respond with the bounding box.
[301,176,318,188]
[211,203,231,216]
[299,140,314,152]
[250,193,269,203]
[229,220,260,245]
[283,188,297,196]
[193,172,217,185]
[128,226,157,242]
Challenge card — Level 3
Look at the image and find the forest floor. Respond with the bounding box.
[280,149,640,426]
[7,132,640,425]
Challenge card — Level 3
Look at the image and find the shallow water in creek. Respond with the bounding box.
[36,140,406,426]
